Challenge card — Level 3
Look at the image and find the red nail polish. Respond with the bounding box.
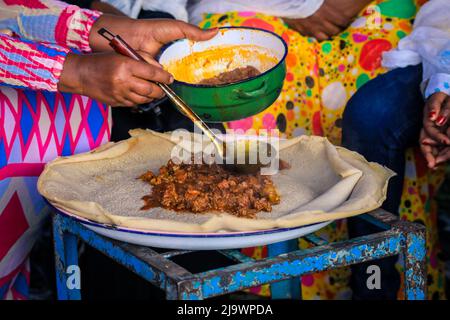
[436,115,447,126]
[429,111,436,119]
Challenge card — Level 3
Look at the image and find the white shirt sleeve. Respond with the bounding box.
[188,0,324,25]
[141,0,189,22]
[382,0,450,97]
[100,0,189,21]
[100,0,144,18]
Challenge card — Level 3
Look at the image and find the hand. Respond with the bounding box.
[283,0,372,41]
[58,52,173,107]
[420,128,450,169]
[422,93,450,145]
[89,16,218,55]
[427,92,450,127]
[420,92,450,169]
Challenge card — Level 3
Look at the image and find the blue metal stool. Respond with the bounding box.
[52,209,426,300]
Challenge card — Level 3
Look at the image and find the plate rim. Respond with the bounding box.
[55,207,328,238]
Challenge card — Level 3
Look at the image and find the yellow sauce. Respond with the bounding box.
[163,45,278,84]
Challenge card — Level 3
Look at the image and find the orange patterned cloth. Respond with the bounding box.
[198,0,446,300]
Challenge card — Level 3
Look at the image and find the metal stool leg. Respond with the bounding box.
[267,240,302,299]
[402,227,427,300]
[53,215,81,300]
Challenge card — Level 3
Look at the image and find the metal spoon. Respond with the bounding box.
[98,28,275,174]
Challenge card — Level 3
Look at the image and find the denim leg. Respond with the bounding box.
[342,65,424,299]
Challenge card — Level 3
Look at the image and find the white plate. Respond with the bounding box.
[56,209,331,250]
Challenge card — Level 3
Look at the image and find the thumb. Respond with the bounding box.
[177,22,218,41]
[137,50,163,68]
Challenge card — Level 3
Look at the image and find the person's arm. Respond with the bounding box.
[283,0,373,41]
[383,0,450,95]
[0,0,102,52]
[408,1,450,128]
[189,0,324,25]
[400,0,450,168]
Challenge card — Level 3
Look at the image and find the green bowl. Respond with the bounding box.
[158,27,287,123]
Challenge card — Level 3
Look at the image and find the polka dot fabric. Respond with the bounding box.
[199,0,445,300]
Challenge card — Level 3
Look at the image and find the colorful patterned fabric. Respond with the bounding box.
[199,0,446,300]
[0,0,100,52]
[0,35,69,91]
[0,89,111,300]
[0,0,101,91]
[0,1,109,300]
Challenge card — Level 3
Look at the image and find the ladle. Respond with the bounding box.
[98,28,275,174]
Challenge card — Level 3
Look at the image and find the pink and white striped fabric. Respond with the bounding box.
[0,0,101,91]
[0,0,111,299]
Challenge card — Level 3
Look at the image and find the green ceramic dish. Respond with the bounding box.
[158,27,287,123]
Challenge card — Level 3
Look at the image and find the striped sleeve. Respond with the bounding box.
[0,0,102,52]
[0,34,69,91]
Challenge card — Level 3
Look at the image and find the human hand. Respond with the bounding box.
[420,128,450,169]
[283,0,372,41]
[420,92,450,168]
[89,16,218,55]
[427,92,450,127]
[58,52,173,107]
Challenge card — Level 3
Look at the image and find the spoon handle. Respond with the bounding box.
[97,28,225,157]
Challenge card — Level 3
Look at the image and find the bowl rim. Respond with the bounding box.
[158,26,288,88]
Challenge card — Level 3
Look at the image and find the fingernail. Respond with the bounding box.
[436,115,447,126]
[169,76,174,84]
[428,111,436,120]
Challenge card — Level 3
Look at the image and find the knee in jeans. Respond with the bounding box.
[343,90,382,140]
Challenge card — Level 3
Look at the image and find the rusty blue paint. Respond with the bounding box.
[407,234,426,262]
[54,214,169,294]
[53,215,81,300]
[52,209,427,300]
[193,233,404,298]
[268,239,301,299]
[403,229,426,300]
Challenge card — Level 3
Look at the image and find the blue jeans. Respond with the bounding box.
[342,65,424,299]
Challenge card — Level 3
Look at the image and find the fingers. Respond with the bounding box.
[426,92,447,122]
[420,143,437,169]
[319,3,349,28]
[130,60,173,84]
[423,120,450,145]
[436,96,450,127]
[314,31,331,42]
[137,50,163,68]
[152,20,218,46]
[319,19,342,38]
[284,15,341,41]
[436,147,450,165]
[420,129,437,169]
[120,98,137,108]
[126,92,153,106]
[174,21,218,41]
[420,137,439,146]
[131,78,165,99]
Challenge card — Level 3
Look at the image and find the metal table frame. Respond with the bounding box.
[52,209,426,300]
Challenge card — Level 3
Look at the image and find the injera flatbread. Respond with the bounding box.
[37,129,394,233]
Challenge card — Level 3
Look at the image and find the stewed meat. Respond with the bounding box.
[198,65,261,85]
[139,159,280,218]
